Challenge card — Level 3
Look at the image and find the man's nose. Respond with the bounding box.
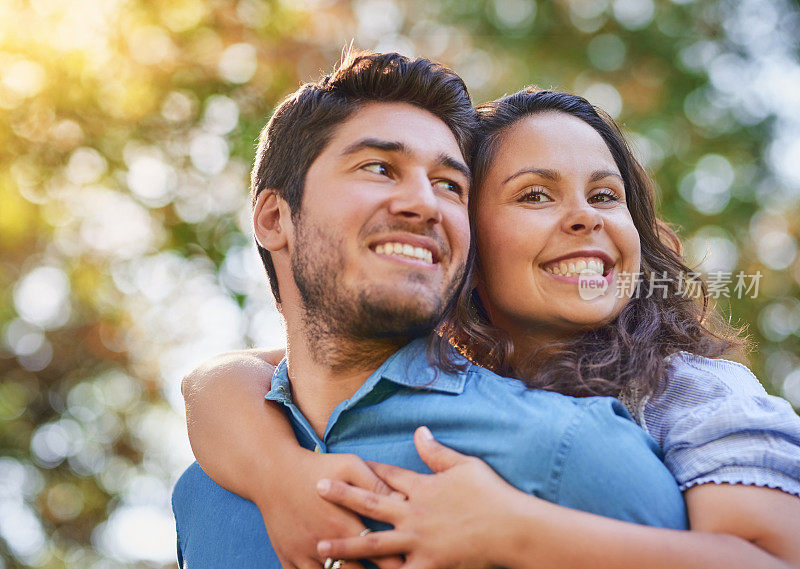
[387,171,442,224]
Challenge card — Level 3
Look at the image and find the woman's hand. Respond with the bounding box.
[255,450,405,569]
[316,426,530,569]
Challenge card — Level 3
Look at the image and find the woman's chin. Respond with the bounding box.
[550,305,623,333]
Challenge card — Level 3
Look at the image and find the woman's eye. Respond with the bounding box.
[520,189,552,203]
[362,162,390,176]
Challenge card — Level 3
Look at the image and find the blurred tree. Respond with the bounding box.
[1,0,798,567]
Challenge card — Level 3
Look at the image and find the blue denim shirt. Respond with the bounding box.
[173,340,687,568]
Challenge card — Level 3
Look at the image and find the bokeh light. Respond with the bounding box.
[1,0,799,567]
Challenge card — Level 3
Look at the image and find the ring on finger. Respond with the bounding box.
[322,530,372,568]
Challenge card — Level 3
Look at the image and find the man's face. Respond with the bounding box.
[289,102,471,341]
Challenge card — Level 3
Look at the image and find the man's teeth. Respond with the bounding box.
[543,257,605,277]
[374,242,434,264]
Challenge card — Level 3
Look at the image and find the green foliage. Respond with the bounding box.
[1,0,798,567]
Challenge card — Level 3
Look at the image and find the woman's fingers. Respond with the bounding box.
[413,426,469,473]
[400,558,431,569]
[293,557,327,569]
[340,455,402,498]
[317,479,405,523]
[371,554,405,569]
[364,461,422,495]
[318,530,413,559]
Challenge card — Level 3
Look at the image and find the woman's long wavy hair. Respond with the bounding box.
[443,88,748,410]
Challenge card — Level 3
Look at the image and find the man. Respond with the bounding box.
[172,51,687,568]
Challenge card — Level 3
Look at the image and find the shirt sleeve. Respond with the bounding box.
[172,469,187,568]
[553,397,688,529]
[641,353,800,497]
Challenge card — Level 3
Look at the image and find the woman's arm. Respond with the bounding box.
[685,483,800,563]
[497,483,800,569]
[182,348,288,499]
[181,350,402,569]
[317,427,800,569]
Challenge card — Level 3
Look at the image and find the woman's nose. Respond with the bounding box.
[561,202,603,234]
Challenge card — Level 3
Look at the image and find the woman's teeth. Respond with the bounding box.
[375,242,434,264]
[543,257,605,277]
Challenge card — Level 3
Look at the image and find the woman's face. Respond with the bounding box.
[475,111,642,344]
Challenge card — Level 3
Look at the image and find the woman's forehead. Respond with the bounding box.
[482,113,620,189]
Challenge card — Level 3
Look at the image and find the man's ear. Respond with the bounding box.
[253,190,292,252]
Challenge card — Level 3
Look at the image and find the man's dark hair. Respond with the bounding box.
[251,50,477,303]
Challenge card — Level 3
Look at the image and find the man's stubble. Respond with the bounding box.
[290,214,464,371]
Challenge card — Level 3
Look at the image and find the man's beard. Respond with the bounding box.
[290,215,463,369]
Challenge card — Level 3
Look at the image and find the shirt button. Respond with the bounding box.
[314,444,322,453]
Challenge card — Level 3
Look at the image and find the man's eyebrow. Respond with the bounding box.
[340,138,409,157]
[437,153,471,183]
[340,138,471,183]
[503,168,560,185]
[590,169,624,183]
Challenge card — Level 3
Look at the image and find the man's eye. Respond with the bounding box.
[433,179,462,195]
[362,162,390,176]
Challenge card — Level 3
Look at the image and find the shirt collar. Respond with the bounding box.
[374,338,467,394]
[265,359,292,404]
[264,338,468,406]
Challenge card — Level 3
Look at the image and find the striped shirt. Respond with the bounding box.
[634,352,800,497]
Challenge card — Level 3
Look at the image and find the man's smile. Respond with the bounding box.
[367,232,443,268]
[374,242,434,264]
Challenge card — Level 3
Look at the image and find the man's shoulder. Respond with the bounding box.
[173,461,206,497]
[456,362,645,461]
[172,462,280,567]
[172,462,211,516]
[394,340,621,416]
[389,341,656,470]
[172,462,253,515]
[464,360,628,417]
[443,363,688,527]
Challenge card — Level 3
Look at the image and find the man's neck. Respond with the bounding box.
[283,327,402,439]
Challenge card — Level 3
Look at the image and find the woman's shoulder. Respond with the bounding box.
[661,351,767,398]
[640,352,800,496]
[642,352,777,436]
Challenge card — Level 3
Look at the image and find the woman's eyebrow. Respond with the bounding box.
[590,169,624,183]
[503,167,560,185]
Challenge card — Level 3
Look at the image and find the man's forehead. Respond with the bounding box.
[328,101,465,160]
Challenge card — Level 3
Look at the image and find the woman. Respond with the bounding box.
[182,88,800,569]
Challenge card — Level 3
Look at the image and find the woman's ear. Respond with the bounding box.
[253,190,291,251]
